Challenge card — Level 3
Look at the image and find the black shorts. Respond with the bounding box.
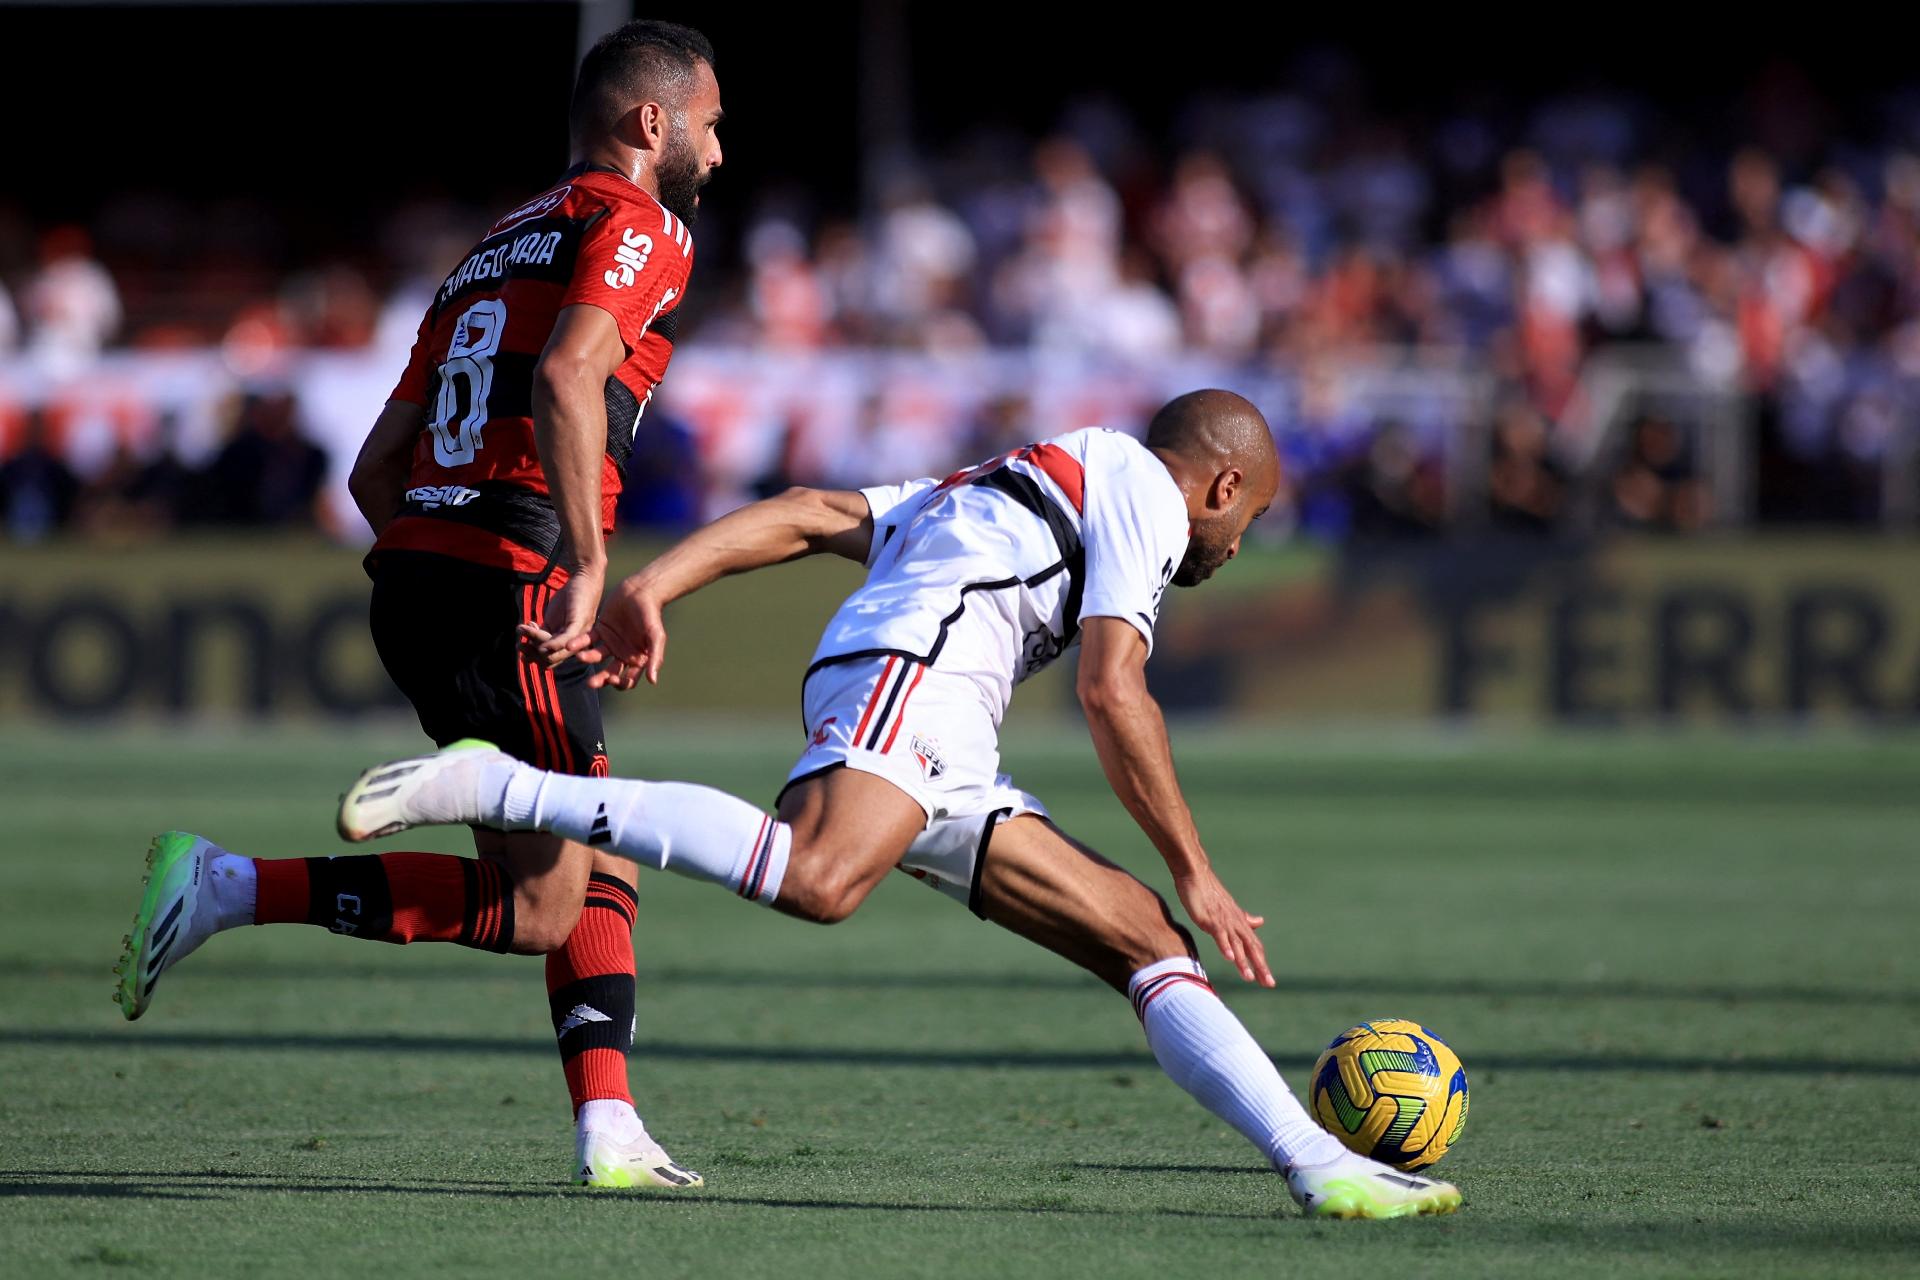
[368,551,609,777]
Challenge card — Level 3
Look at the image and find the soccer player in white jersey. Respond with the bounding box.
[213,389,1457,1217]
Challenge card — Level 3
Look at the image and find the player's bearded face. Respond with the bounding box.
[656,118,708,226]
[1173,512,1238,587]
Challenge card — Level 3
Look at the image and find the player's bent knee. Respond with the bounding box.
[504,893,585,955]
[773,856,872,925]
[775,876,862,925]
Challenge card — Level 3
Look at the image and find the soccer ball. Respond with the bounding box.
[1309,1018,1468,1170]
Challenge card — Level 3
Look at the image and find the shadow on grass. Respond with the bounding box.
[10,1171,1920,1253]
[6,1029,1917,1078]
[1460,1217,1920,1256]
[0,1169,1270,1220]
[6,957,1914,1009]
[1072,1162,1269,1175]
[0,1181,217,1201]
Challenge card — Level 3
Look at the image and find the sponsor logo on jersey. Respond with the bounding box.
[910,733,946,780]
[490,185,572,236]
[1021,624,1067,677]
[405,484,481,510]
[440,230,565,304]
[603,228,654,290]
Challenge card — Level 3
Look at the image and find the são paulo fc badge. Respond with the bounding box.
[910,733,946,780]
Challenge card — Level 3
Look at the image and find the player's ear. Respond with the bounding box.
[1210,467,1242,512]
[626,100,667,153]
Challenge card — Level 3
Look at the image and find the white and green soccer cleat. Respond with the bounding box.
[337,738,514,842]
[576,1123,704,1190]
[1285,1151,1462,1219]
[114,832,226,1021]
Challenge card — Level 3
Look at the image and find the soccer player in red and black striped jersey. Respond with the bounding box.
[115,20,720,1190]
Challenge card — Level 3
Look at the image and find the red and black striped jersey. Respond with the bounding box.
[375,166,695,574]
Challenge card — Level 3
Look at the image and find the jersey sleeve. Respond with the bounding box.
[387,307,435,405]
[561,200,692,354]
[859,477,939,568]
[1078,444,1189,656]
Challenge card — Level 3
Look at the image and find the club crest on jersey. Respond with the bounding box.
[604,228,654,289]
[910,733,946,780]
[491,185,572,235]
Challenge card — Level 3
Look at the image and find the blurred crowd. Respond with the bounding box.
[4,65,1919,543]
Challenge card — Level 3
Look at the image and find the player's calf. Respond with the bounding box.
[975,820,1338,1165]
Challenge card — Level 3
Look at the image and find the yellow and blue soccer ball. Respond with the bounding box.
[1310,1018,1468,1170]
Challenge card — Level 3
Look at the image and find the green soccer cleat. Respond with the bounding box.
[576,1124,704,1190]
[337,738,513,842]
[1285,1151,1462,1219]
[114,832,225,1021]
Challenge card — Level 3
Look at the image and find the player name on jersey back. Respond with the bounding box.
[377,169,695,576]
[438,229,566,307]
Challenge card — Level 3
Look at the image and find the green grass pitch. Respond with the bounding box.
[2,723,1917,1277]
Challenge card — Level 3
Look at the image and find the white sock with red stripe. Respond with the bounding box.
[502,769,790,905]
[1128,957,1344,1172]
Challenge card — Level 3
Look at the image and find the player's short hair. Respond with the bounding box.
[570,19,716,141]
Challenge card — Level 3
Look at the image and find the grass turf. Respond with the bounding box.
[2,722,1917,1278]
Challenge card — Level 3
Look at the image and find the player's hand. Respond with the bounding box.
[1173,867,1273,987]
[579,577,670,691]
[518,560,606,667]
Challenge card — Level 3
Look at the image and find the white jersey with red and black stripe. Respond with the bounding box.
[809,427,1192,723]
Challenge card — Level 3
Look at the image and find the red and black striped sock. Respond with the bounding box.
[546,871,638,1113]
[252,854,515,952]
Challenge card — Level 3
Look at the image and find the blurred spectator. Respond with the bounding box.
[0,409,80,540]
[24,226,120,374]
[1345,420,1444,540]
[1609,415,1712,531]
[200,391,329,528]
[76,412,198,537]
[870,177,978,343]
[1487,400,1568,533]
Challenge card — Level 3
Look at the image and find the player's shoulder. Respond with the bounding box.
[1069,428,1186,525]
[484,174,689,252]
[1067,428,1176,488]
[571,173,695,262]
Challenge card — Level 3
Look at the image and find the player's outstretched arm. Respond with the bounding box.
[348,399,426,534]
[537,486,875,689]
[1076,617,1274,986]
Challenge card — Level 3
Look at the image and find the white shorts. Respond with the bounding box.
[783,655,1048,915]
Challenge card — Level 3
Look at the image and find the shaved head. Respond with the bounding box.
[1144,390,1282,586]
[1145,389,1279,489]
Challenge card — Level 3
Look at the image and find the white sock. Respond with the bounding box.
[1129,957,1344,1171]
[208,852,257,930]
[504,767,791,905]
[577,1098,646,1143]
